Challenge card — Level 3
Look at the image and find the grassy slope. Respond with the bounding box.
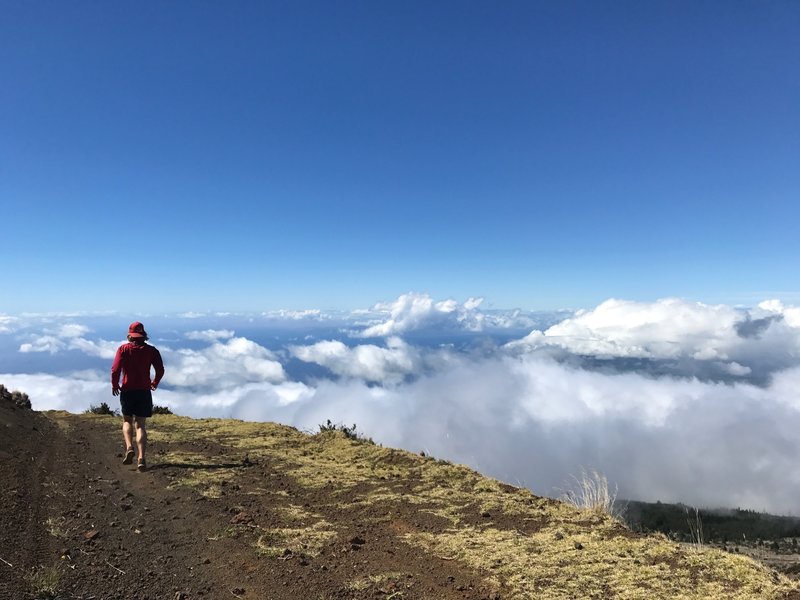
[86,413,800,599]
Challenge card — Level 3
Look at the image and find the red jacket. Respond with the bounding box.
[111,342,165,391]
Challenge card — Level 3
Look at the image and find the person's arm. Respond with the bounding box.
[151,348,165,390]
[111,346,123,396]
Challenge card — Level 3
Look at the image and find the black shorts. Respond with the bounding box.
[120,389,153,417]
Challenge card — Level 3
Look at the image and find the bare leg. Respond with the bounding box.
[122,416,134,449]
[122,416,135,464]
[134,417,148,467]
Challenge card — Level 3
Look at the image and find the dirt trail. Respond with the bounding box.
[0,404,491,600]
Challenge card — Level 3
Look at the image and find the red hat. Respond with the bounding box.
[128,322,147,339]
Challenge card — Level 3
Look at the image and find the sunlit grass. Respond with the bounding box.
[254,521,337,558]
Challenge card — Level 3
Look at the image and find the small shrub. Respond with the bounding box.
[0,384,32,409]
[11,390,31,409]
[85,402,119,416]
[152,405,173,415]
[317,419,373,443]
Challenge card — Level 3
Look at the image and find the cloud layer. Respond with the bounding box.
[508,298,800,384]
[185,329,235,342]
[4,294,800,514]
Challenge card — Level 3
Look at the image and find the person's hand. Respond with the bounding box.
[150,381,158,391]
[112,386,120,396]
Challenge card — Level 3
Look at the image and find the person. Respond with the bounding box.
[111,322,164,472]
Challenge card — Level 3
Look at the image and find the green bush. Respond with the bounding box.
[318,419,358,438]
[85,402,119,416]
[85,403,172,416]
[317,419,373,443]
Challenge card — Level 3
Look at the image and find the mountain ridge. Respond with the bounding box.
[1,394,798,599]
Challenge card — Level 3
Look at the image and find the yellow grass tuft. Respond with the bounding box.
[559,468,620,518]
[254,520,337,558]
[25,565,60,598]
[347,571,407,592]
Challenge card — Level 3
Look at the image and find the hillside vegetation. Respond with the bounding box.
[2,394,799,599]
[625,500,800,546]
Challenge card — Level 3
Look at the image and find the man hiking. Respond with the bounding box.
[111,321,165,472]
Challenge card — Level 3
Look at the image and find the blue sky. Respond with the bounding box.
[2,1,798,313]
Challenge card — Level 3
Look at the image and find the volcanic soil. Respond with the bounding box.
[2,396,799,600]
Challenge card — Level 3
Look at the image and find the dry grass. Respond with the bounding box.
[559,469,620,518]
[254,520,337,558]
[25,565,60,598]
[45,516,71,539]
[687,506,706,551]
[277,504,323,523]
[404,525,794,599]
[347,571,407,592]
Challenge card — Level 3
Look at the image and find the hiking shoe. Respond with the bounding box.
[137,459,147,472]
[123,448,135,465]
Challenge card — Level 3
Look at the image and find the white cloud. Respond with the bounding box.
[164,337,285,389]
[511,298,742,359]
[18,332,120,359]
[481,309,543,330]
[0,315,19,334]
[14,324,286,391]
[19,311,96,318]
[768,367,800,412]
[263,309,324,320]
[722,361,752,376]
[19,336,64,354]
[508,298,800,379]
[67,337,120,359]
[176,381,313,415]
[351,294,560,336]
[0,371,108,411]
[58,323,90,338]
[290,337,420,384]
[358,293,486,337]
[759,299,800,328]
[185,329,235,342]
